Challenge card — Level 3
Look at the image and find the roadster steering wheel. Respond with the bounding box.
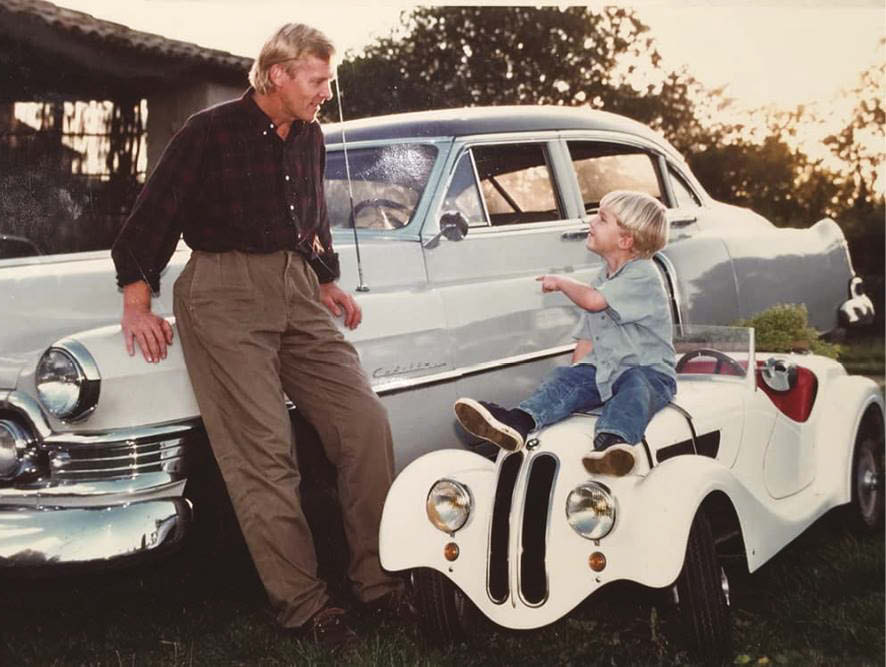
[352,198,409,229]
[675,348,745,377]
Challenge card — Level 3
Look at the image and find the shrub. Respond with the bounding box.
[734,303,841,359]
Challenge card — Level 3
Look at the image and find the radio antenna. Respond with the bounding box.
[334,67,369,292]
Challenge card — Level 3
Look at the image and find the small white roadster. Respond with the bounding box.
[378,326,884,660]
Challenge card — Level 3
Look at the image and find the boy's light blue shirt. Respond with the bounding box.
[571,257,676,401]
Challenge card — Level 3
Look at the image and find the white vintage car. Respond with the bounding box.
[378,326,884,660]
[0,106,876,571]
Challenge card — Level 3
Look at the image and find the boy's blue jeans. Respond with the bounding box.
[518,364,676,446]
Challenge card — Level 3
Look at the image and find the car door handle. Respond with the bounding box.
[670,216,697,228]
[561,231,587,241]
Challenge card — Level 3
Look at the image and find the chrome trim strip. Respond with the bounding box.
[372,344,575,395]
[0,474,186,503]
[41,421,198,447]
[0,497,192,568]
[653,252,684,328]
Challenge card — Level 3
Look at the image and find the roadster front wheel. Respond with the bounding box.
[411,568,488,644]
[848,411,885,531]
[676,511,731,663]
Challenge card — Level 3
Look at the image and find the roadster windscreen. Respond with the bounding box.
[324,144,438,230]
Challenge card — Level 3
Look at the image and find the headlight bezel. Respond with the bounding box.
[35,338,101,422]
[426,478,473,534]
[0,418,37,480]
[565,481,617,540]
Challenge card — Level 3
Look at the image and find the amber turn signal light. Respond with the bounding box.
[588,551,606,572]
[444,542,460,561]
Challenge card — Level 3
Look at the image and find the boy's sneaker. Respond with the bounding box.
[582,432,636,476]
[454,398,531,451]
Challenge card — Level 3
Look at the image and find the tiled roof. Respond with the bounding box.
[0,0,252,72]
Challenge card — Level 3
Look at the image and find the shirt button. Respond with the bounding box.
[262,130,268,136]
[290,204,295,210]
[284,175,290,181]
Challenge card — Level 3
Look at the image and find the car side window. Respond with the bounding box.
[669,167,702,208]
[441,151,487,227]
[567,141,661,212]
[469,143,564,226]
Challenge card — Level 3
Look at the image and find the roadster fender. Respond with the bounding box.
[812,373,885,506]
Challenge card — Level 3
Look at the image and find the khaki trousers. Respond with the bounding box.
[173,249,398,628]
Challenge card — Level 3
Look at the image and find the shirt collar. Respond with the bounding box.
[605,256,640,280]
[238,87,309,139]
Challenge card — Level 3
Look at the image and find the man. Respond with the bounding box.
[111,23,401,646]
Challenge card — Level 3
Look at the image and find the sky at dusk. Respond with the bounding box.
[47,1,885,171]
[49,0,883,110]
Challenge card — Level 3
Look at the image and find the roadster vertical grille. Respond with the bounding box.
[520,454,556,605]
[488,452,523,604]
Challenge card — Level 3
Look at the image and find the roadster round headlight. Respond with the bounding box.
[426,479,472,534]
[566,482,616,540]
[35,340,100,421]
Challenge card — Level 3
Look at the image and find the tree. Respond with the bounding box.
[333,7,682,122]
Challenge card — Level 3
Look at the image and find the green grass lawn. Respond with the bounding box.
[0,513,881,666]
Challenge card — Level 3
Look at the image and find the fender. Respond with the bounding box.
[606,455,760,588]
[379,448,495,573]
[812,373,885,506]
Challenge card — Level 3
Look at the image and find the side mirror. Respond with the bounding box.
[424,211,469,249]
[760,357,797,393]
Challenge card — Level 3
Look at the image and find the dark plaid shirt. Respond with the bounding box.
[112,88,339,292]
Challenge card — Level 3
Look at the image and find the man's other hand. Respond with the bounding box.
[121,281,174,363]
[319,282,362,329]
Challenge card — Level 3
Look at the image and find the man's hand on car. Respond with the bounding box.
[319,282,362,329]
[121,281,174,363]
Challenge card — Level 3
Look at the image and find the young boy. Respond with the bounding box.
[454,190,676,477]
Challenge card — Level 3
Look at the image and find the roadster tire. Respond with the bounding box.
[411,568,488,644]
[848,415,885,532]
[676,512,731,663]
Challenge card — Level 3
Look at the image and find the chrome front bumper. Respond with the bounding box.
[0,391,198,569]
[0,496,192,567]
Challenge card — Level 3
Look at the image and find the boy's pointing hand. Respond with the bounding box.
[536,275,561,293]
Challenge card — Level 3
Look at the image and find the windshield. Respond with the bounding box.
[673,325,753,380]
[324,143,438,230]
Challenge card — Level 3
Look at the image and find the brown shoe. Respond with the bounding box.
[302,605,358,649]
[582,444,636,477]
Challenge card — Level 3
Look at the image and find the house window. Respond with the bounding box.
[0,99,147,259]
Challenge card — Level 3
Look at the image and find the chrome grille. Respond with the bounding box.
[43,427,190,482]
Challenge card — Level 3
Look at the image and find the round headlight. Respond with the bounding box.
[426,479,472,534]
[566,482,616,540]
[35,340,100,421]
[0,419,29,479]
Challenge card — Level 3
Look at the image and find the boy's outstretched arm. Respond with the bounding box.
[537,274,608,311]
[572,338,593,364]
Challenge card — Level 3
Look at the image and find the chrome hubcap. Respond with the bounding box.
[857,448,880,520]
[720,567,731,607]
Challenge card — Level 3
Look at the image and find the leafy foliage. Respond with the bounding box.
[734,304,841,359]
